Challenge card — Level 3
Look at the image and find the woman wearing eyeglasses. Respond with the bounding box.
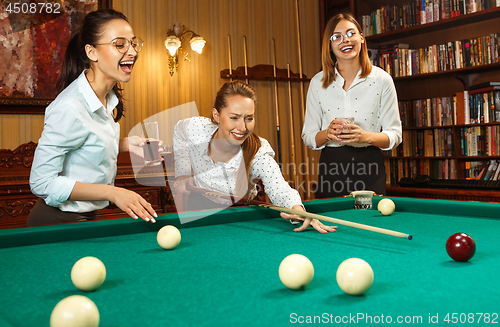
[301,12,402,198]
[28,9,157,226]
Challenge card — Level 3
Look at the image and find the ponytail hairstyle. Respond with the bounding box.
[56,9,129,122]
[321,12,372,89]
[211,81,261,199]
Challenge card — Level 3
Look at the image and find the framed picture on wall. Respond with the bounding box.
[0,0,112,113]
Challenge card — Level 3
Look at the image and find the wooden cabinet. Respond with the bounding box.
[0,143,270,228]
[321,0,500,201]
[0,143,178,229]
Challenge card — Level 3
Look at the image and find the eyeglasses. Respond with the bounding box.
[330,30,358,45]
[95,37,144,54]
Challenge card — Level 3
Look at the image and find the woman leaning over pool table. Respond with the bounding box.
[173,81,337,234]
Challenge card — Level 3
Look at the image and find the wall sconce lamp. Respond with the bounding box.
[164,22,206,76]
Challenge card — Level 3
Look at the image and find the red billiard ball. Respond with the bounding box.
[446,233,476,262]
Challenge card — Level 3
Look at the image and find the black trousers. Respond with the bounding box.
[316,146,386,198]
[26,198,97,227]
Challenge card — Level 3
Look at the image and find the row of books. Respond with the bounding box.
[384,128,454,157]
[399,89,500,127]
[374,34,500,78]
[385,158,500,183]
[385,125,500,158]
[385,126,499,166]
[459,125,500,156]
[399,97,454,127]
[384,158,416,185]
[467,160,500,180]
[432,158,459,179]
[384,158,458,184]
[362,0,500,37]
[456,89,500,124]
[465,161,486,178]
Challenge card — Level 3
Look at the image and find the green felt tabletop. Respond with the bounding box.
[0,197,499,326]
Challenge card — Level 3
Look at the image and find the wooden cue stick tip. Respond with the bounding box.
[186,185,412,240]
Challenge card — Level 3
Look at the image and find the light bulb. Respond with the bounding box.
[190,36,206,54]
[165,35,181,56]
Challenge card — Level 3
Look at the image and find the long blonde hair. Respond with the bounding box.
[321,12,372,89]
[212,81,261,199]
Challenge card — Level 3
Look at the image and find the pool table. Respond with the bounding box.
[0,197,499,326]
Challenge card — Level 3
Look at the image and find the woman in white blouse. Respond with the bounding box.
[174,81,336,234]
[301,12,402,198]
[28,10,157,226]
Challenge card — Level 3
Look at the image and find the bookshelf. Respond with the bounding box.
[321,0,500,201]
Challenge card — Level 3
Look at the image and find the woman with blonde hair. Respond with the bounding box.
[302,12,402,198]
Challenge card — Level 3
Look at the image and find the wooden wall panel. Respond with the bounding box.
[0,114,44,150]
[1,0,323,199]
[113,0,323,198]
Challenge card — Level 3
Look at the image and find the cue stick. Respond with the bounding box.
[243,35,249,84]
[186,185,412,240]
[286,63,298,190]
[294,0,311,199]
[294,0,306,117]
[228,34,233,82]
[272,38,283,171]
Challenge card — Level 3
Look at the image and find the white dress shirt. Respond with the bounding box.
[30,71,120,212]
[302,65,402,151]
[174,117,302,209]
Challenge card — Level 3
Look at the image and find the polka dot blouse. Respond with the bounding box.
[174,117,302,209]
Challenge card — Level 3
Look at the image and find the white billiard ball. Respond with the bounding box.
[336,258,374,295]
[378,198,395,216]
[71,257,106,292]
[50,295,99,327]
[279,254,314,290]
[157,225,181,250]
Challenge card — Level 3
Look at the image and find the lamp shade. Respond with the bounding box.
[189,36,206,54]
[165,35,181,56]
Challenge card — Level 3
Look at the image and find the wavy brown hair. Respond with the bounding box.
[321,12,372,89]
[212,81,261,199]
